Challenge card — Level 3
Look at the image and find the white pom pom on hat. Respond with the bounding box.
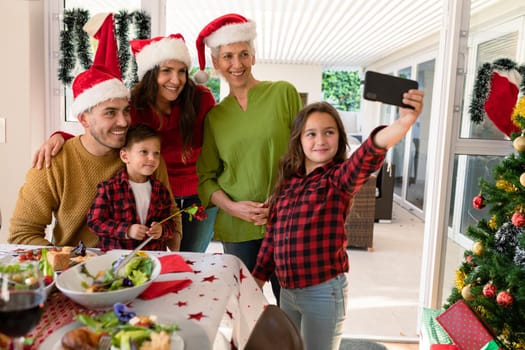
[130,34,192,80]
[71,13,129,118]
[194,13,257,83]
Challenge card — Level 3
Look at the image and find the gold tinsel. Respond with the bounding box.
[496,179,519,192]
[511,96,525,129]
[475,304,488,318]
[488,215,498,229]
[455,269,466,291]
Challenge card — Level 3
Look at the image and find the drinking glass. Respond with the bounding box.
[0,261,46,349]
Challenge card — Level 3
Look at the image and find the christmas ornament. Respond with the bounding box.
[472,194,486,209]
[520,172,525,187]
[469,58,523,137]
[482,282,496,298]
[513,135,525,152]
[512,212,525,227]
[496,290,513,307]
[472,241,484,256]
[461,284,475,301]
[465,254,474,265]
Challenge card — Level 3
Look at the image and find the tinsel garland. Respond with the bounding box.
[511,96,525,130]
[468,58,525,125]
[58,9,91,85]
[58,9,150,86]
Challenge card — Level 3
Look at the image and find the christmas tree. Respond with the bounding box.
[444,59,525,349]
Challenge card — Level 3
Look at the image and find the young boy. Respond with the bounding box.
[87,124,176,251]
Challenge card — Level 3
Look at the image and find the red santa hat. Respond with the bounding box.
[469,58,523,137]
[194,13,256,83]
[71,13,129,118]
[130,34,192,80]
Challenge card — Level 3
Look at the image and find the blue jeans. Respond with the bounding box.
[176,195,218,252]
[280,274,348,350]
[222,239,281,304]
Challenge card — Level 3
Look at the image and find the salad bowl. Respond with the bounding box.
[56,251,160,310]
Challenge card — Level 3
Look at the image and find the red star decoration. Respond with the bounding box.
[185,259,195,265]
[193,270,202,274]
[213,297,219,301]
[239,268,247,283]
[175,301,187,307]
[202,275,218,283]
[188,312,207,321]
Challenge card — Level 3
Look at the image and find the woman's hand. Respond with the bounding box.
[31,133,65,169]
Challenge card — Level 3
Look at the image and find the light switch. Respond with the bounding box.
[0,118,5,144]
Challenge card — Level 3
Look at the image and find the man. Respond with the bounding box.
[9,13,181,248]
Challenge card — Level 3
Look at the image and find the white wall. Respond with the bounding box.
[0,1,46,242]
[217,63,322,104]
[253,63,322,105]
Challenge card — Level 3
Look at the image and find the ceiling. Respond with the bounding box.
[164,0,495,70]
[69,0,498,71]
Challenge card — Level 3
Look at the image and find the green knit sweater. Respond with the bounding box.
[9,136,177,247]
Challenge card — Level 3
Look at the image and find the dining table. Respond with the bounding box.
[0,244,269,350]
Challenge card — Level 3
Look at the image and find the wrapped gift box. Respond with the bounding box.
[436,300,497,350]
[420,307,453,345]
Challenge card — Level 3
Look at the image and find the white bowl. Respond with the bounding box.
[56,251,160,310]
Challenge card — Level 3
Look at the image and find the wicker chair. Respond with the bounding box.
[345,175,377,251]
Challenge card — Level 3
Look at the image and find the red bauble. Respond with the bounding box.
[496,290,513,307]
[482,283,496,298]
[472,195,486,209]
[512,212,525,227]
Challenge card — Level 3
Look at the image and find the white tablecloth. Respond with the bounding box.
[0,244,269,350]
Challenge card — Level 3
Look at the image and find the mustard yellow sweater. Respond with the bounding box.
[9,136,180,247]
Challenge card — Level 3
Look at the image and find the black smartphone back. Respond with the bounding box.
[363,71,419,109]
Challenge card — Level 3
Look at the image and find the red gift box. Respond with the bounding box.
[430,345,459,350]
[436,300,495,350]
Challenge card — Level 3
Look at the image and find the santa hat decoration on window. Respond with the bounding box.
[130,34,192,80]
[194,13,257,84]
[71,13,129,118]
[469,58,525,137]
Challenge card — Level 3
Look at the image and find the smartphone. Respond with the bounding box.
[363,71,419,109]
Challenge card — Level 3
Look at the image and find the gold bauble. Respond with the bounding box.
[461,284,475,301]
[513,136,525,152]
[520,173,525,187]
[473,241,484,256]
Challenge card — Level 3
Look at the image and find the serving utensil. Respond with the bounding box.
[112,212,180,274]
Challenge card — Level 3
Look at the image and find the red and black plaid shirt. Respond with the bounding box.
[253,128,386,288]
[87,168,175,251]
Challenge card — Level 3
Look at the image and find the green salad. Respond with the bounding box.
[76,303,178,350]
[80,252,154,292]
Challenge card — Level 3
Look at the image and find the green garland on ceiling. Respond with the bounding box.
[58,9,151,87]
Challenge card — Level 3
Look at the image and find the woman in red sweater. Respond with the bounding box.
[33,34,217,252]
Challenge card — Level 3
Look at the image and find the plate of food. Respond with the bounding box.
[55,251,160,310]
[12,241,99,271]
[40,303,185,350]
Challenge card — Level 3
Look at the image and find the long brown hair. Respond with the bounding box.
[269,102,349,207]
[130,66,202,161]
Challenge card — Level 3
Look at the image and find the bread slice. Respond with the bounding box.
[47,249,71,271]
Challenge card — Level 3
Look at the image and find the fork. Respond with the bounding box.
[97,334,112,350]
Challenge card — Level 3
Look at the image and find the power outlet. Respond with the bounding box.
[0,118,5,143]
